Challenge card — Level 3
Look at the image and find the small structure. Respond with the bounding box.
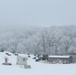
[16,55,28,65]
[2,56,12,65]
[4,57,8,63]
[68,53,76,63]
[16,55,31,69]
[69,54,76,63]
[48,55,72,64]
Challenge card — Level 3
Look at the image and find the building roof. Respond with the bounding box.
[49,55,71,58]
[18,54,28,58]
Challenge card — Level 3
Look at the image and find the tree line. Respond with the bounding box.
[0,25,76,55]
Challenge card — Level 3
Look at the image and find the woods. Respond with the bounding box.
[0,25,76,55]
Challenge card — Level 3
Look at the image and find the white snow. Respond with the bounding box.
[0,52,76,75]
[49,55,71,58]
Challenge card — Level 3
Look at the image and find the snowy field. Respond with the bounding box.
[0,52,76,75]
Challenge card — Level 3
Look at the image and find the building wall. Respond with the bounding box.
[48,57,72,64]
[71,55,76,63]
[17,56,27,65]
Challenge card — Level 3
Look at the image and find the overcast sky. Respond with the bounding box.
[0,0,76,27]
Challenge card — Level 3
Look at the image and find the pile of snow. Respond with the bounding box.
[0,52,76,75]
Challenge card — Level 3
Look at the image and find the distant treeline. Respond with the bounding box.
[0,25,76,55]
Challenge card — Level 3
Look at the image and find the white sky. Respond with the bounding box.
[0,0,76,27]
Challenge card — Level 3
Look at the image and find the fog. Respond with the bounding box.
[0,0,76,26]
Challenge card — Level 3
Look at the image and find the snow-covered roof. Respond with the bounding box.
[18,54,28,58]
[49,55,71,58]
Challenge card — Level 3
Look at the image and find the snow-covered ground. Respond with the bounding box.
[0,52,76,75]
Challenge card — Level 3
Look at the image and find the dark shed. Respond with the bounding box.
[48,55,72,64]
